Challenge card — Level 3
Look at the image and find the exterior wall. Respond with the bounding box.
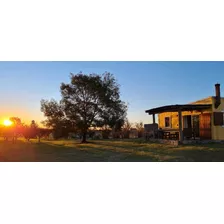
[158,110,211,130]
[158,97,213,132]
[159,111,178,129]
[211,97,224,140]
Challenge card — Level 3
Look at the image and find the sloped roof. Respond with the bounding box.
[190,96,213,105]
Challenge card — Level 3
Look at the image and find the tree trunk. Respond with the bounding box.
[81,132,87,143]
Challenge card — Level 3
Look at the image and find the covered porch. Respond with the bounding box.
[145,104,212,143]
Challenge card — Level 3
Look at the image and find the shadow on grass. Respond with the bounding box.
[85,140,224,162]
[34,141,158,162]
[166,143,224,162]
[2,139,224,162]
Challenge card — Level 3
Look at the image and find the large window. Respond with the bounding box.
[165,117,171,128]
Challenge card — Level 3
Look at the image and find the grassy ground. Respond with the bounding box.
[1,138,224,162]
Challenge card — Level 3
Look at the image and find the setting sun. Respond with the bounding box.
[3,119,13,126]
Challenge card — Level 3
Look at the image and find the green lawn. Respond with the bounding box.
[1,138,224,162]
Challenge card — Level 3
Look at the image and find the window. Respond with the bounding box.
[213,112,224,126]
[165,117,170,128]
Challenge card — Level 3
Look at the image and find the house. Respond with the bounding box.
[145,84,224,143]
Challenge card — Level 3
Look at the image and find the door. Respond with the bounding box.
[183,115,193,139]
[192,115,200,138]
[183,115,192,128]
[199,113,212,139]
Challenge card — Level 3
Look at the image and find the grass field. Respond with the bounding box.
[1,138,224,162]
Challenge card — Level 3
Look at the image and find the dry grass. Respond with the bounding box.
[1,138,224,162]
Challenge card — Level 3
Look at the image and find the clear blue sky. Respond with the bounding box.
[0,61,224,125]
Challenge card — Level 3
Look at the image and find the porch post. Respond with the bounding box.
[152,114,155,138]
[178,110,184,143]
[152,114,156,124]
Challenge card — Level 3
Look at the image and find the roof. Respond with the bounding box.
[190,96,213,105]
[145,104,212,115]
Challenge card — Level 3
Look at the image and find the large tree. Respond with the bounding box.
[41,72,127,143]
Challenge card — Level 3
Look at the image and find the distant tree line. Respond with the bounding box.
[0,117,52,143]
[0,118,145,143]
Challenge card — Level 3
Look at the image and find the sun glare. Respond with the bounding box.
[3,119,13,126]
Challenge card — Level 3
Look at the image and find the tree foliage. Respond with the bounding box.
[9,117,22,126]
[121,119,133,138]
[135,121,144,138]
[40,99,73,139]
[40,99,65,128]
[41,72,127,142]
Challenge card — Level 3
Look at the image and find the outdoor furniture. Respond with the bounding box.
[160,130,179,140]
[170,132,179,140]
[163,132,171,139]
[175,132,179,140]
[145,128,179,140]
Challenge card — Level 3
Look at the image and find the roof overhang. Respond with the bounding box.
[145,104,212,115]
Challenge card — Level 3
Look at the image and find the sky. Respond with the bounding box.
[0,61,224,125]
